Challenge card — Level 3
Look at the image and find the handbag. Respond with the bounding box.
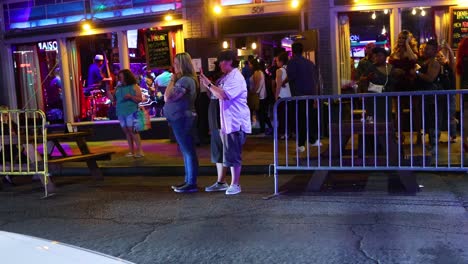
[368,64,388,93]
[133,107,151,132]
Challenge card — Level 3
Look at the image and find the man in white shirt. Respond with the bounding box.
[199,50,251,195]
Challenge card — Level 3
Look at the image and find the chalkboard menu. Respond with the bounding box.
[145,31,171,68]
[450,7,468,49]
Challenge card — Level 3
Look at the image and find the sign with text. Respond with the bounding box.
[38,41,58,51]
[450,7,468,49]
[145,31,171,68]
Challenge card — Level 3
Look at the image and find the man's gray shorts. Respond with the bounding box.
[221,130,247,167]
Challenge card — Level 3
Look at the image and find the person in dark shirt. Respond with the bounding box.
[286,42,321,152]
[242,55,254,92]
[416,39,441,150]
[356,42,376,93]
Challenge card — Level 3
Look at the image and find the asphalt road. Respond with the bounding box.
[0,172,467,264]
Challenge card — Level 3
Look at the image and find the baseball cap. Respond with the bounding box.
[218,50,237,62]
[94,54,104,61]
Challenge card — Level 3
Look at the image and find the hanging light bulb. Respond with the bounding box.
[384,9,389,15]
[251,42,257,50]
[421,9,426,16]
[222,41,228,49]
[381,25,387,35]
[412,8,417,15]
[82,22,91,31]
[371,12,376,20]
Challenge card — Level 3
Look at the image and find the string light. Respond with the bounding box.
[412,8,417,15]
[421,9,426,16]
[222,41,228,49]
[371,12,376,20]
[382,25,387,35]
[384,9,389,15]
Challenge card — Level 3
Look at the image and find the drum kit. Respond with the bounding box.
[85,87,112,120]
[85,85,162,120]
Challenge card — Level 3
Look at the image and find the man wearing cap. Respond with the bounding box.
[86,54,106,93]
[199,50,251,195]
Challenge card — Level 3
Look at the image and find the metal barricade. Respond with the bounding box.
[0,109,50,197]
[272,90,468,196]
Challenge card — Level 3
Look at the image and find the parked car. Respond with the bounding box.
[0,231,134,264]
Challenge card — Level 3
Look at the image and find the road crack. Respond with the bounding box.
[350,225,381,264]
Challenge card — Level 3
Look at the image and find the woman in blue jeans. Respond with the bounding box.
[164,52,199,193]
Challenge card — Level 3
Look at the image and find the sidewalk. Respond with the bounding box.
[50,134,278,176]
[50,131,467,177]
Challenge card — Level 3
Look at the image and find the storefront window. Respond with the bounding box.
[338,11,390,92]
[13,41,63,123]
[349,11,391,65]
[71,26,182,122]
[401,7,435,44]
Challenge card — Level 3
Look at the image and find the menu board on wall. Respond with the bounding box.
[450,7,468,49]
[145,31,171,68]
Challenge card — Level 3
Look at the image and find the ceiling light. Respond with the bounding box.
[214,5,222,14]
[82,22,91,31]
[291,1,300,9]
[164,14,173,21]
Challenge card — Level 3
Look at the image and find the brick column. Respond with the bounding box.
[183,0,211,38]
[308,0,333,94]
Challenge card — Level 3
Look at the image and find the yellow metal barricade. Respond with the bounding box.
[0,109,50,197]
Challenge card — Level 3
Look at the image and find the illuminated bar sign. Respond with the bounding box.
[450,7,468,49]
[145,31,171,68]
[38,41,58,51]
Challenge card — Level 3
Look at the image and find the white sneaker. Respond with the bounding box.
[310,139,322,147]
[205,182,229,192]
[297,146,306,152]
[225,184,241,195]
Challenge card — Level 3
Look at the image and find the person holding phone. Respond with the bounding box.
[199,50,251,195]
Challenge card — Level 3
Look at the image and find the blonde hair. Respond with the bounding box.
[393,30,419,55]
[174,52,199,90]
[175,52,196,78]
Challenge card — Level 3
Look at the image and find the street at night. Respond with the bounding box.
[1,173,467,263]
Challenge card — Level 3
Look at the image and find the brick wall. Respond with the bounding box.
[183,0,211,39]
[308,0,334,94]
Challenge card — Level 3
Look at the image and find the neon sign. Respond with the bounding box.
[38,41,58,51]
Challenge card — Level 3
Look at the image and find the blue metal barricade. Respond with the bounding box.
[272,90,468,196]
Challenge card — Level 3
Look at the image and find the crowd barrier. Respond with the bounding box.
[0,109,50,197]
[272,90,468,196]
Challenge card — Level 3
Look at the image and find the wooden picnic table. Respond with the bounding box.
[46,131,114,180]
